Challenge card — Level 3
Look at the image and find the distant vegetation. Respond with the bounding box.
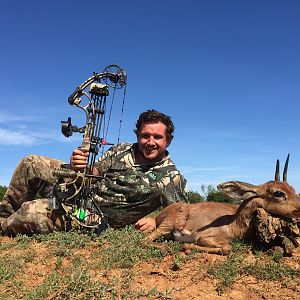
[187,190,205,203]
[188,185,234,204]
[0,185,7,200]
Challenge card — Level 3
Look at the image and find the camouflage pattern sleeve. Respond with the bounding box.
[94,143,132,173]
[94,146,115,173]
[157,171,189,206]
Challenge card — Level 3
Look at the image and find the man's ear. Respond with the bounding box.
[217,181,258,200]
[166,137,173,147]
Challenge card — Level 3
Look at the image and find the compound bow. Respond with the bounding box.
[50,64,127,230]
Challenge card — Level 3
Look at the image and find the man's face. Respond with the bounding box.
[137,121,169,163]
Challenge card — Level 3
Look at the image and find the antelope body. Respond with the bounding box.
[147,157,300,254]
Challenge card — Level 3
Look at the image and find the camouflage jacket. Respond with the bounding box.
[90,143,188,227]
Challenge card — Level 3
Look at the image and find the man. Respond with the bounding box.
[0,109,188,236]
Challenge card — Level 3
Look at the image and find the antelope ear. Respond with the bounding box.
[217,181,259,200]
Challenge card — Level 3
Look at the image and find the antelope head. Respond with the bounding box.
[218,154,300,219]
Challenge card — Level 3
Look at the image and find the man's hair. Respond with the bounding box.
[134,109,174,144]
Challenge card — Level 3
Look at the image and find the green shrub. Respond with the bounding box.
[201,184,234,203]
[187,190,204,203]
[0,185,7,200]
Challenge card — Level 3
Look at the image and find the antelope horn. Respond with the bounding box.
[283,153,290,182]
[275,159,280,181]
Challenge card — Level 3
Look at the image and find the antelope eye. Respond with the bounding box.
[273,191,285,198]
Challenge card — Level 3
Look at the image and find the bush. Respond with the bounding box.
[187,185,234,204]
[0,185,7,200]
[206,190,233,203]
[187,191,204,203]
[201,185,234,204]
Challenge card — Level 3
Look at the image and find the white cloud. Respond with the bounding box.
[0,111,31,123]
[0,128,43,145]
[0,126,85,146]
[0,108,84,146]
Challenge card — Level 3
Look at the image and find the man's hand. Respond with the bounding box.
[135,217,156,232]
[70,148,89,171]
[70,148,101,175]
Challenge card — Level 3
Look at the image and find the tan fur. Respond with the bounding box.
[147,181,300,254]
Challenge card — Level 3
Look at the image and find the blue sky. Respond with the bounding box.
[1,1,300,193]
